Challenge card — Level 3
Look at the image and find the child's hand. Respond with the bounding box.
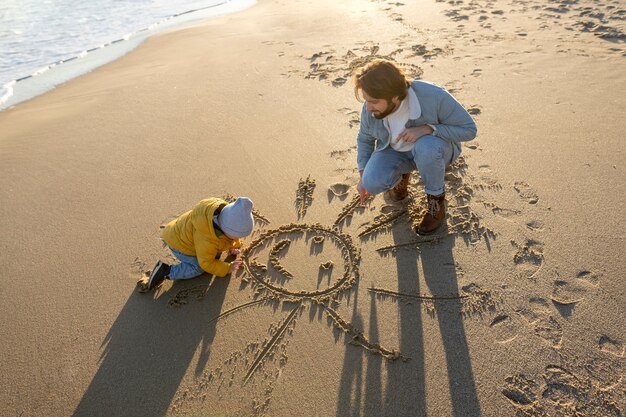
[230,259,242,273]
[229,248,241,256]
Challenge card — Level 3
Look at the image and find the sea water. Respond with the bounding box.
[0,0,255,111]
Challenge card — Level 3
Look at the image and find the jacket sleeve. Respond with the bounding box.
[194,233,231,277]
[356,105,377,171]
[430,89,477,143]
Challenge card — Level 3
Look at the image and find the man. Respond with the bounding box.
[354,59,477,235]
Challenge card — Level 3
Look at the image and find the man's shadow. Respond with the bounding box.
[72,264,232,417]
[334,273,386,417]
[336,218,481,416]
[385,225,481,417]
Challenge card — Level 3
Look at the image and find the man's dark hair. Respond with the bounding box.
[353,59,411,102]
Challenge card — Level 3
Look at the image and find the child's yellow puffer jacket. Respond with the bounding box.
[162,198,241,277]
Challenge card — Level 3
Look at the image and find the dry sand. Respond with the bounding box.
[1,0,625,415]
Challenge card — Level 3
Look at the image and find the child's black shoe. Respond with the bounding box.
[147,261,171,290]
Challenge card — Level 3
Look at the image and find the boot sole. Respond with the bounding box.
[415,221,445,236]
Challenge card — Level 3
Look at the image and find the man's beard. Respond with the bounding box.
[373,100,397,119]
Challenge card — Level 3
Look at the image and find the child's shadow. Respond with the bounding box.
[72,258,233,417]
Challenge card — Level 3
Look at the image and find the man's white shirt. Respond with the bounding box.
[383,87,422,153]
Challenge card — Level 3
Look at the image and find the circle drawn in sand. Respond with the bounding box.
[242,223,359,301]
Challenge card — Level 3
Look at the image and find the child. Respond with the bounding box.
[145,196,255,290]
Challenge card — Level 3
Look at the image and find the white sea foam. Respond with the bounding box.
[0,81,15,106]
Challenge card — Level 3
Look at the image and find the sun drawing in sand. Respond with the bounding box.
[169,156,507,414]
[216,181,408,388]
[203,168,495,381]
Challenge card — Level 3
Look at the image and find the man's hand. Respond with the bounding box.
[230,259,242,273]
[397,125,434,143]
[357,178,368,205]
[228,248,241,256]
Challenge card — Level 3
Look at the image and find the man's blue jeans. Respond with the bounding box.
[168,247,205,280]
[361,135,454,196]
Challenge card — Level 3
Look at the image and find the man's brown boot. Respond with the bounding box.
[387,173,410,202]
[416,193,446,235]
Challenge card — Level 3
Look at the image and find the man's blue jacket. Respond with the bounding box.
[357,80,477,171]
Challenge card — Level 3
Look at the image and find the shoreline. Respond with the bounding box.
[0,0,256,111]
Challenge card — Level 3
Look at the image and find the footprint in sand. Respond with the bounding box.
[550,270,601,314]
[512,239,544,279]
[526,220,544,231]
[477,165,499,187]
[329,147,355,162]
[551,280,588,306]
[131,257,152,292]
[337,108,360,128]
[576,270,602,285]
[516,297,563,348]
[582,354,623,389]
[492,206,521,219]
[490,314,519,343]
[514,181,539,204]
[504,361,624,415]
[516,297,551,323]
[445,9,470,21]
[130,257,146,276]
[168,284,208,308]
[406,44,446,60]
[542,365,584,404]
[332,77,347,87]
[502,374,539,406]
[599,335,625,358]
[328,183,351,200]
[467,106,481,115]
[533,316,563,348]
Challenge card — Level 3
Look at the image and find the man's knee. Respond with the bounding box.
[414,135,439,157]
[361,169,388,195]
[413,135,447,165]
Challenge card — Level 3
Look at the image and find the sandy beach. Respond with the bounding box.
[1,0,625,415]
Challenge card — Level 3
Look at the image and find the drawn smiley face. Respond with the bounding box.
[241,223,360,302]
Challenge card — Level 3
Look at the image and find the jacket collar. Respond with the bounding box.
[407,86,422,120]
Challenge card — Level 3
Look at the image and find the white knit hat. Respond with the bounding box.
[217,197,254,238]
